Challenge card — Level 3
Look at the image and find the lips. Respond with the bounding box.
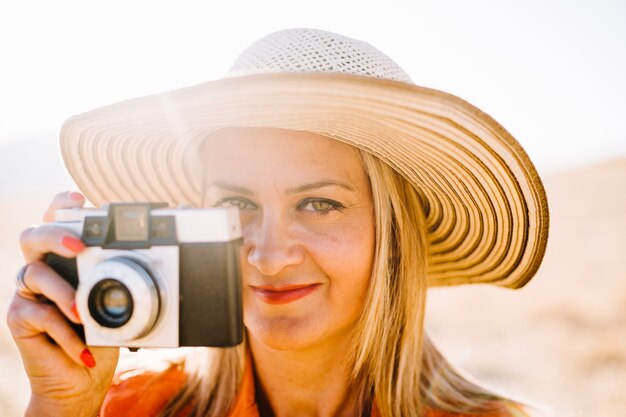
[250,283,322,305]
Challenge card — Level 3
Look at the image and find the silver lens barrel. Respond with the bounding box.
[77,257,161,343]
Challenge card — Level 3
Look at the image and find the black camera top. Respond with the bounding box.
[82,202,177,249]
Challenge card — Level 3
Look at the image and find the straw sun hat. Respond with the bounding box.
[60,28,549,289]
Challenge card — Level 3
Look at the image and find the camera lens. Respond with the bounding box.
[78,256,162,343]
[89,279,134,328]
[103,285,131,316]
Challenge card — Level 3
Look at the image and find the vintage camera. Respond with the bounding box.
[45,202,243,348]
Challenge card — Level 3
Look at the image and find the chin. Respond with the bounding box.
[245,313,329,351]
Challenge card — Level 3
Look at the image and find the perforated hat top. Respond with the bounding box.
[226,28,413,83]
[60,28,549,289]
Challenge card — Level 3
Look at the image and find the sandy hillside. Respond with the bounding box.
[0,159,625,416]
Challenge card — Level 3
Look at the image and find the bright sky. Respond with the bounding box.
[1,0,625,174]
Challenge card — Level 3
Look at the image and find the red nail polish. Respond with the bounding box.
[80,349,96,368]
[68,192,84,201]
[71,301,81,322]
[62,236,85,252]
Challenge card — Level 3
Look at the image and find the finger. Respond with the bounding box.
[20,224,85,263]
[18,262,81,324]
[43,191,85,223]
[7,296,91,368]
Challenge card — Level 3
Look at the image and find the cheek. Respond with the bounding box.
[238,212,375,313]
[307,220,375,297]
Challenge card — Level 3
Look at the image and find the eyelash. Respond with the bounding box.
[297,198,345,216]
[213,197,345,216]
[213,197,257,211]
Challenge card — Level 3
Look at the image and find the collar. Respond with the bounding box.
[226,348,381,417]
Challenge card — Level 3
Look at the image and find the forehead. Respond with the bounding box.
[202,127,367,184]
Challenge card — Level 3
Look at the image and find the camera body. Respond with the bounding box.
[46,202,243,348]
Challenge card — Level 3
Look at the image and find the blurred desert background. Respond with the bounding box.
[0,137,624,416]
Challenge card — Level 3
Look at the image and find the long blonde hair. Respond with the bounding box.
[160,150,524,417]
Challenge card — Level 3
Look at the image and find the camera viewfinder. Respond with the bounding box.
[114,205,149,242]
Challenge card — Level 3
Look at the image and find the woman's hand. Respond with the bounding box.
[7,192,119,417]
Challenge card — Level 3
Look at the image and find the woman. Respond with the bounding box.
[8,29,548,416]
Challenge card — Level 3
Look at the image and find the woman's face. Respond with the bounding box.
[203,127,375,351]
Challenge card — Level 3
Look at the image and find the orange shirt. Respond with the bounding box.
[101,358,522,417]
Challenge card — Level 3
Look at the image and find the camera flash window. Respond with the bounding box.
[85,220,104,238]
[82,217,108,246]
[150,216,177,245]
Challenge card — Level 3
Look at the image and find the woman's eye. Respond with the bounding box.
[298,199,344,215]
[214,197,256,210]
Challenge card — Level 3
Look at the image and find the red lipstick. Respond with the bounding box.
[251,284,321,305]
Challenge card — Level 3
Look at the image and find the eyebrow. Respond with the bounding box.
[206,180,356,195]
[206,181,254,195]
[285,181,356,194]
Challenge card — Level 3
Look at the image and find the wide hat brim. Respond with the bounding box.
[60,73,549,288]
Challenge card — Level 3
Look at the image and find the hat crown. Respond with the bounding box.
[226,28,413,84]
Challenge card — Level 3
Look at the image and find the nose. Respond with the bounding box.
[244,211,305,276]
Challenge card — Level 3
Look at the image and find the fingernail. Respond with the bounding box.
[68,192,84,201]
[71,301,81,323]
[80,349,96,368]
[62,236,85,252]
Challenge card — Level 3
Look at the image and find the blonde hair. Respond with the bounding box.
[159,150,525,417]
